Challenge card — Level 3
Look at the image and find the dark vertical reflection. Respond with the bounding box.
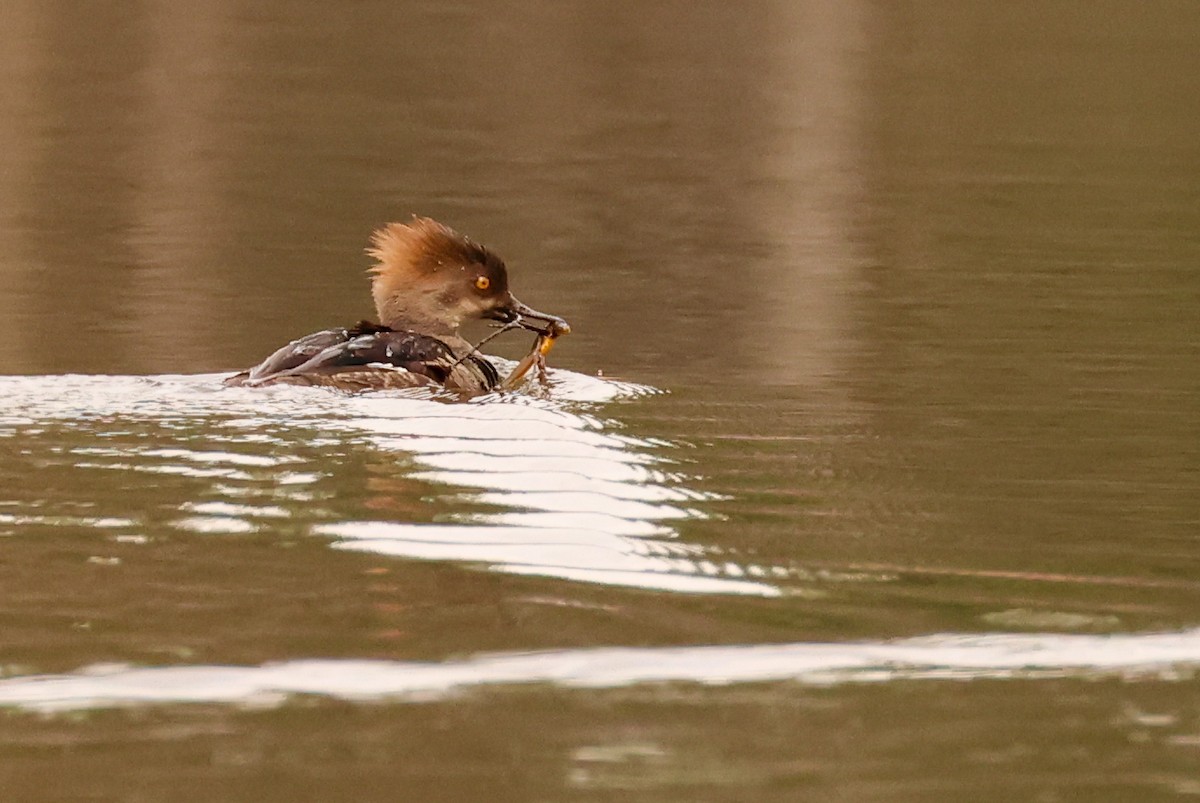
[0,0,875,387]
[0,3,150,369]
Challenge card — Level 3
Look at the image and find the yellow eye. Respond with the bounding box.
[474,276,491,291]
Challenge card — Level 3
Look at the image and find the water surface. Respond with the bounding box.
[1,1,1198,800]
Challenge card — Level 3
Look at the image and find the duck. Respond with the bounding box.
[224,216,569,393]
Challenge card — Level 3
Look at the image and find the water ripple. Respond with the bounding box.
[0,370,780,596]
[0,628,1196,712]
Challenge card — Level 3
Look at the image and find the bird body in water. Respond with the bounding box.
[224,217,569,393]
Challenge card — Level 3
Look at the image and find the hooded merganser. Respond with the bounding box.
[224,217,569,393]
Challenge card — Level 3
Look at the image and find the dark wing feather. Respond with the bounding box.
[226,327,498,393]
[221,327,355,386]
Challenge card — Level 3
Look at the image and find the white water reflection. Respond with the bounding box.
[323,521,777,595]
[322,378,765,593]
[1,628,1198,712]
[0,370,773,595]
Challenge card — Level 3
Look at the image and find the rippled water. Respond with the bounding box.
[2,1,1200,800]
[2,369,778,597]
[4,629,1200,712]
[3,367,1198,798]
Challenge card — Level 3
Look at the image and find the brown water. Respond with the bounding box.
[2,2,1199,800]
